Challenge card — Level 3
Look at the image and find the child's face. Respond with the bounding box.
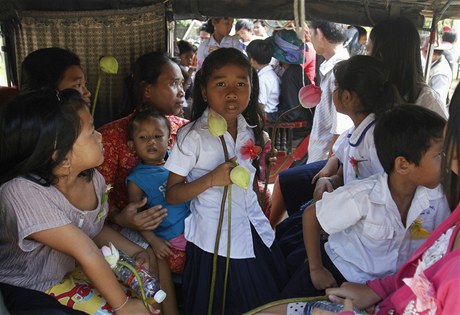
[143,62,185,116]
[213,18,234,38]
[201,63,251,124]
[358,34,368,46]
[129,117,170,165]
[237,28,252,42]
[409,137,444,189]
[58,65,91,104]
[180,51,194,67]
[70,107,104,170]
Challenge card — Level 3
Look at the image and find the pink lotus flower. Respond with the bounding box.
[403,265,437,313]
[298,84,321,109]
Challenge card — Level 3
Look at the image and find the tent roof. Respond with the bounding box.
[8,0,460,27]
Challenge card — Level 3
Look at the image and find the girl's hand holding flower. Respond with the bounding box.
[209,160,236,187]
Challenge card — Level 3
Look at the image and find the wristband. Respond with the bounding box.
[113,296,129,313]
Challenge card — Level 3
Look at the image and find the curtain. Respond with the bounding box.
[12,3,165,126]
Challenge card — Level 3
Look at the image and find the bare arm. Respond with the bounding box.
[31,225,150,314]
[166,161,235,204]
[303,203,338,290]
[327,134,341,158]
[312,156,340,184]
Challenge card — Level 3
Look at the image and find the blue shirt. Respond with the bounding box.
[127,162,190,240]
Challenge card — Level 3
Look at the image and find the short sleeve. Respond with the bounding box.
[0,179,71,252]
[316,187,362,234]
[164,127,199,177]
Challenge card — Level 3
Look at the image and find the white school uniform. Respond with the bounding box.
[316,172,450,283]
[196,35,243,70]
[414,85,448,119]
[332,113,383,184]
[164,109,274,259]
[258,65,280,114]
[307,47,353,163]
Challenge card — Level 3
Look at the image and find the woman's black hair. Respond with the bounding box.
[190,48,264,169]
[369,17,424,103]
[0,88,90,186]
[442,83,460,209]
[124,51,174,112]
[333,55,399,117]
[20,48,81,91]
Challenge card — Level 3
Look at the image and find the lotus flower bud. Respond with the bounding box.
[230,165,251,190]
[101,243,120,269]
[208,109,228,137]
[298,84,321,109]
[99,56,119,74]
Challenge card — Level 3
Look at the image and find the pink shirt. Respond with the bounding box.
[362,204,460,315]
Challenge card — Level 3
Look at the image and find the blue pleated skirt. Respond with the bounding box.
[182,225,289,315]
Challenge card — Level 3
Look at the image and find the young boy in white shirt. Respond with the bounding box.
[246,39,280,116]
[282,105,451,298]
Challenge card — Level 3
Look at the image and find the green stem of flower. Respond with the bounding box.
[91,75,102,117]
[208,135,231,315]
[222,185,232,315]
[262,104,302,209]
[242,296,328,315]
[117,261,149,310]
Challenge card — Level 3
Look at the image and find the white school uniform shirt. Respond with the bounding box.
[428,55,452,110]
[332,113,383,184]
[307,48,353,163]
[414,85,448,119]
[258,65,280,113]
[316,172,450,283]
[196,35,244,70]
[164,109,274,258]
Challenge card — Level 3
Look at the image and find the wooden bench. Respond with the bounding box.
[266,120,309,155]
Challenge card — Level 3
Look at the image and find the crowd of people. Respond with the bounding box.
[0,16,459,315]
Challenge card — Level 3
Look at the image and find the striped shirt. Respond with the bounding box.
[307,48,353,163]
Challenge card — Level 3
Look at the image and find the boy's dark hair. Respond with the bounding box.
[20,48,81,91]
[178,40,194,55]
[333,55,396,117]
[127,109,171,140]
[253,19,267,27]
[235,19,253,32]
[374,105,446,174]
[355,25,367,38]
[0,88,90,186]
[310,21,347,44]
[246,39,273,65]
[442,30,457,43]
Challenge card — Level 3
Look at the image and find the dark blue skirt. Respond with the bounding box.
[182,225,289,315]
[278,160,327,215]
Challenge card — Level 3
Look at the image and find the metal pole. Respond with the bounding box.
[166,1,175,57]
